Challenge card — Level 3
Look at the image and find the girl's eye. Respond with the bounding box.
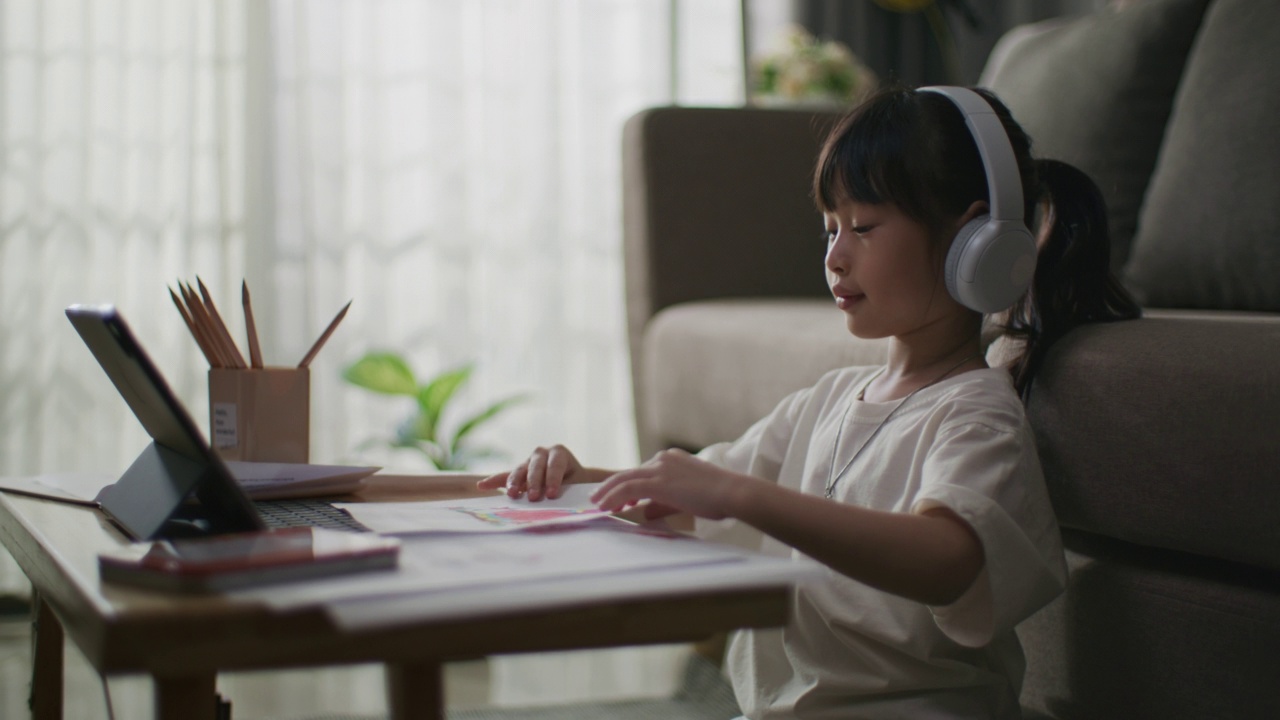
[852,225,873,235]
[823,230,837,245]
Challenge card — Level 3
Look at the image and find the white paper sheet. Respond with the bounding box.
[227,521,759,610]
[225,461,379,499]
[327,551,821,631]
[332,482,613,534]
[0,473,114,505]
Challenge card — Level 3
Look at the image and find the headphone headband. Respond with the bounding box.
[918,86,1024,222]
[917,86,1035,314]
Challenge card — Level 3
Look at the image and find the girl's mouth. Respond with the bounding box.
[835,293,865,311]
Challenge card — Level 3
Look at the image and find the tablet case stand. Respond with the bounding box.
[98,442,262,539]
[67,304,265,541]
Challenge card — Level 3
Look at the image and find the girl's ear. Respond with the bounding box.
[942,202,990,260]
[957,200,989,229]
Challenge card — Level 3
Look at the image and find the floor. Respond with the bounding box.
[0,595,692,720]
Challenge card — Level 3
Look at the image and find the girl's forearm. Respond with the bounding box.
[727,480,984,606]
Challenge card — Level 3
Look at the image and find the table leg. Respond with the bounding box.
[154,673,217,720]
[30,594,63,720]
[386,660,444,720]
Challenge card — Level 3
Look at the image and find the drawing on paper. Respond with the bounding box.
[446,506,603,528]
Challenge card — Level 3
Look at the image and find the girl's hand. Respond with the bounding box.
[476,444,589,501]
[590,449,757,521]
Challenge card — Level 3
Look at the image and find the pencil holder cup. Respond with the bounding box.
[208,368,310,463]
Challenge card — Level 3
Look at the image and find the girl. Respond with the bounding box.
[479,86,1139,719]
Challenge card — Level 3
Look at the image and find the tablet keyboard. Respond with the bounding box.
[254,498,370,533]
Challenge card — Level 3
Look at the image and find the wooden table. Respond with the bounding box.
[0,475,790,720]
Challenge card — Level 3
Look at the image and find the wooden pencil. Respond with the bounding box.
[242,280,265,369]
[298,300,351,368]
[195,277,247,369]
[180,281,232,368]
[170,286,219,367]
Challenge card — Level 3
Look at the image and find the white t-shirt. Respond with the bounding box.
[696,365,1066,720]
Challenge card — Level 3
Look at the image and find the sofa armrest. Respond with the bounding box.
[621,106,845,454]
[622,105,845,350]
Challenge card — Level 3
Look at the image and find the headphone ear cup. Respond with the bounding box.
[945,216,989,307]
[946,217,1037,313]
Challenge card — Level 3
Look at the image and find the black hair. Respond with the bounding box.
[1004,158,1141,400]
[814,85,1139,401]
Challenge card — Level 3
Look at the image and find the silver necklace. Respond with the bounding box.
[824,352,983,499]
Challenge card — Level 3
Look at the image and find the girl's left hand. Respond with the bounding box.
[590,449,757,521]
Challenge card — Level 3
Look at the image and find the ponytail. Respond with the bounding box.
[1003,158,1141,401]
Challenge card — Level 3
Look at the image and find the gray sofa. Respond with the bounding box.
[622,0,1280,717]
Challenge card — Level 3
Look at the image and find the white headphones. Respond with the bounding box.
[919,86,1036,314]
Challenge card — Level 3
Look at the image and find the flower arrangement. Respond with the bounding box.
[751,26,876,107]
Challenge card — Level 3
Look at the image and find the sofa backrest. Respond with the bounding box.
[1121,0,1280,311]
[979,0,1211,274]
[984,0,1280,314]
[621,107,842,308]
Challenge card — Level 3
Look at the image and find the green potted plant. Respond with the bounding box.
[342,351,527,471]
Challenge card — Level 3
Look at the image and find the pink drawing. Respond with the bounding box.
[447,506,603,527]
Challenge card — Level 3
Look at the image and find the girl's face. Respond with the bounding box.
[824,199,964,340]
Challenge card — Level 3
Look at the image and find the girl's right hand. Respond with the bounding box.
[476,444,590,501]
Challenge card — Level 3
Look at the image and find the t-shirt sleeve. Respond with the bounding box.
[692,383,817,547]
[695,383,815,480]
[912,419,1067,648]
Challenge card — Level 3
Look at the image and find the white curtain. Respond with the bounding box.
[2,0,746,708]
[269,0,745,481]
[270,0,743,705]
[272,0,665,475]
[0,0,249,592]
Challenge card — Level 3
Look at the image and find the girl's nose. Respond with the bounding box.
[826,233,849,276]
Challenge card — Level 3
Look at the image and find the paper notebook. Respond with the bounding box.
[334,483,619,535]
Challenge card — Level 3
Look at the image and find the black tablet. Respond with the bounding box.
[66,305,264,539]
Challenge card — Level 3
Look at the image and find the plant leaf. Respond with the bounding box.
[341,353,418,396]
[395,413,438,445]
[417,365,473,431]
[392,439,449,470]
[450,394,529,454]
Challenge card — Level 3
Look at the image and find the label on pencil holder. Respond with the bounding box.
[212,403,238,450]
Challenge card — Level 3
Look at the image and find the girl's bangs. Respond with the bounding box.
[815,92,919,215]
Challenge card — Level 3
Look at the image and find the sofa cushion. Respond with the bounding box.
[1026,310,1280,572]
[979,0,1210,273]
[1124,0,1280,311]
[1018,530,1280,719]
[640,299,887,452]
